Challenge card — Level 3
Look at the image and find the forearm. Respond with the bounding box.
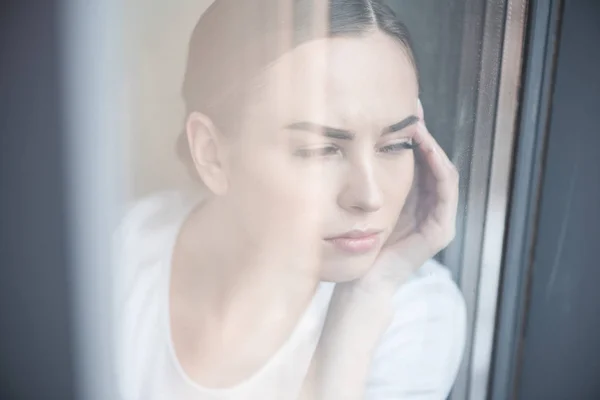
[308,284,396,400]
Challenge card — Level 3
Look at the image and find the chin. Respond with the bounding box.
[319,254,378,283]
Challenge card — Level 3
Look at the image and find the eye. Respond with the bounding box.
[294,145,342,158]
[378,139,416,154]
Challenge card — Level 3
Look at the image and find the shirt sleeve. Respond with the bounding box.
[365,261,467,400]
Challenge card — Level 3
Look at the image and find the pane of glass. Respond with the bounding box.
[106,1,525,399]
[386,0,488,278]
[388,3,496,398]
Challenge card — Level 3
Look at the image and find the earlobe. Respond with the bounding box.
[186,112,229,196]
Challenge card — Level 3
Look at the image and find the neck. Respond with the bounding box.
[168,198,323,386]
[171,197,321,330]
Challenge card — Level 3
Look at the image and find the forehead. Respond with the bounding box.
[251,31,419,127]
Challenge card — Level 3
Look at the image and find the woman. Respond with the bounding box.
[116,0,466,399]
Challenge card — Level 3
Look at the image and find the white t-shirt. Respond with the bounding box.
[114,191,466,400]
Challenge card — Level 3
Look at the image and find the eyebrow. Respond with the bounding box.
[284,115,420,140]
[382,115,420,135]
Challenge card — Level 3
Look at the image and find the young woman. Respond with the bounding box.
[115,0,466,399]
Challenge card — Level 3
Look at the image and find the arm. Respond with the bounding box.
[300,100,461,399]
[364,267,466,400]
[302,265,466,400]
[312,283,396,400]
[299,283,394,400]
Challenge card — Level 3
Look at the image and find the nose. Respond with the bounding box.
[337,160,383,214]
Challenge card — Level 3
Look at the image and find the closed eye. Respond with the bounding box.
[294,145,342,158]
[378,139,417,154]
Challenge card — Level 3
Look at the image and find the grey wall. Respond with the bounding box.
[516,1,600,399]
[0,1,76,399]
[388,0,474,154]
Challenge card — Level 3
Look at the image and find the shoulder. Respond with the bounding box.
[387,259,465,344]
[113,190,198,285]
[394,258,464,314]
[113,189,200,317]
[115,191,194,255]
[366,259,466,399]
[112,190,197,400]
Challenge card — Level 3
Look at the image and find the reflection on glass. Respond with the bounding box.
[116,1,468,399]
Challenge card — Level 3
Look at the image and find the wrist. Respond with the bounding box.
[326,282,395,332]
[355,252,419,296]
[314,283,395,400]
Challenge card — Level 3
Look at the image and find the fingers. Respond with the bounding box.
[414,122,458,201]
[417,98,425,120]
[416,99,456,177]
[414,111,459,246]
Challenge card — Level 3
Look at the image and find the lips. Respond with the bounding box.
[324,229,383,254]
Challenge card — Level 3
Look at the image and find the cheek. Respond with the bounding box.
[228,148,332,236]
[380,155,415,210]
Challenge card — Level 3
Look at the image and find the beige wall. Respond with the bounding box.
[125,1,214,198]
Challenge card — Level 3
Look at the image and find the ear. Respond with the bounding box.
[185,112,229,196]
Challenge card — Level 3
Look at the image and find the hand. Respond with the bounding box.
[305,102,458,398]
[357,100,459,293]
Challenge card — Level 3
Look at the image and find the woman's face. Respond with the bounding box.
[220,31,419,282]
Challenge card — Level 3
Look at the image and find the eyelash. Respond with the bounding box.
[294,139,416,159]
[294,146,341,158]
[378,139,417,154]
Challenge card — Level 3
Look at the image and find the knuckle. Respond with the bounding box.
[448,227,456,241]
[440,227,456,247]
[449,165,459,180]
